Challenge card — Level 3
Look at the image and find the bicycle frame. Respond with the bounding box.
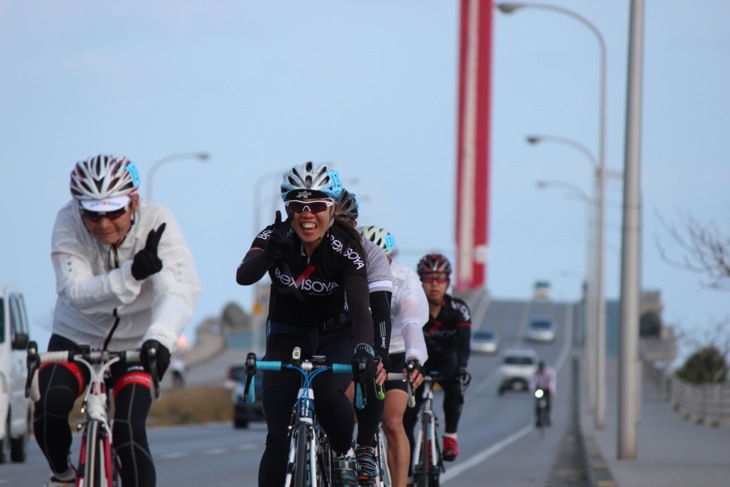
[534,388,549,437]
[26,342,159,487]
[412,376,445,487]
[243,348,351,487]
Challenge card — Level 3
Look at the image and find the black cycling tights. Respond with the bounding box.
[33,337,156,487]
[259,327,357,487]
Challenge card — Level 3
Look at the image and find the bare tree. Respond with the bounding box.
[655,210,730,290]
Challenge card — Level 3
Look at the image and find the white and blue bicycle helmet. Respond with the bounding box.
[70,154,140,201]
[280,161,343,202]
[358,225,396,257]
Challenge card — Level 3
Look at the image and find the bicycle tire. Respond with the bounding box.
[82,420,106,487]
[415,414,430,487]
[316,426,331,487]
[375,425,391,487]
[293,423,310,487]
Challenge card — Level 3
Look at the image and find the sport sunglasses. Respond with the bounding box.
[80,206,129,221]
[421,275,449,285]
[285,199,335,214]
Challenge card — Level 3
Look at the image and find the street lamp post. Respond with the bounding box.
[497,1,608,430]
[146,152,210,200]
[529,134,599,415]
[536,179,594,350]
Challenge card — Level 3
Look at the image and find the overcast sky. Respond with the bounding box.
[1,0,728,355]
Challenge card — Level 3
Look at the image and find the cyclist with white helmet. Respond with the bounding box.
[236,162,375,487]
[403,254,471,471]
[359,225,429,487]
[36,154,201,487]
[334,189,393,485]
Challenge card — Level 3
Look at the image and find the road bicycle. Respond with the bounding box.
[534,388,550,438]
[242,347,355,487]
[367,371,416,487]
[25,341,160,487]
[410,373,446,487]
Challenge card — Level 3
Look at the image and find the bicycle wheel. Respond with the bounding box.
[81,420,109,487]
[292,423,310,487]
[414,415,430,487]
[375,425,391,487]
[316,426,331,487]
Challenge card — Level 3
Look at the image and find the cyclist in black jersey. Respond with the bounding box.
[236,162,375,487]
[403,254,471,471]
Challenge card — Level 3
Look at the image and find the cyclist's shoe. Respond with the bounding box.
[46,481,75,487]
[46,464,76,487]
[355,445,378,484]
[442,436,459,461]
[334,453,359,487]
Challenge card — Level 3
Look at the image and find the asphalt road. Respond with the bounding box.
[4,298,589,486]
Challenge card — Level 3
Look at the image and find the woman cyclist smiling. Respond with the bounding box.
[236,161,376,487]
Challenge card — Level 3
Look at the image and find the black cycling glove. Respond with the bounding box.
[456,367,472,391]
[265,211,294,261]
[140,339,171,379]
[375,348,391,373]
[351,343,376,384]
[132,223,166,280]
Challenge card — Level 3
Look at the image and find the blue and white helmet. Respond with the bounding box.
[358,225,396,257]
[280,161,343,202]
[69,154,140,201]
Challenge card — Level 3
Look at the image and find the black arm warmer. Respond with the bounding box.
[456,325,472,370]
[369,290,392,356]
[235,248,273,285]
[344,275,375,345]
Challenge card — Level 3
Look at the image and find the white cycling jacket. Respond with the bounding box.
[50,199,201,353]
[389,261,428,364]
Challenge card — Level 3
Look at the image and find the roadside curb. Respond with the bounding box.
[579,419,619,487]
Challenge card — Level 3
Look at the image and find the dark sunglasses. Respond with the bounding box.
[80,206,129,221]
[421,275,449,285]
[285,199,335,214]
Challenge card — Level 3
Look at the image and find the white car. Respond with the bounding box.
[524,317,556,342]
[497,348,538,395]
[0,286,32,462]
[470,328,499,354]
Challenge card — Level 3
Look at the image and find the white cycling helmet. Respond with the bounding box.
[70,154,140,201]
[358,225,396,257]
[280,161,343,202]
[336,189,359,221]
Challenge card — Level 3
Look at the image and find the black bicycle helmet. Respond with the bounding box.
[417,253,452,276]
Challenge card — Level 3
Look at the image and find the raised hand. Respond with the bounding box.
[265,211,294,260]
[132,223,166,280]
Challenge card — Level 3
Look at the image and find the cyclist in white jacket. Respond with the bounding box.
[36,154,200,487]
[359,225,428,487]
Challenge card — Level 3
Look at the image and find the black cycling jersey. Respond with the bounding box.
[423,294,472,371]
[238,223,373,345]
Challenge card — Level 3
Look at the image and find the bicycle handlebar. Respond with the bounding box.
[25,340,159,401]
[242,350,355,405]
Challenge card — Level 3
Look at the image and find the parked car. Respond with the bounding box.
[470,327,499,354]
[0,286,32,462]
[497,348,538,395]
[524,316,557,343]
[224,363,246,389]
[232,371,265,429]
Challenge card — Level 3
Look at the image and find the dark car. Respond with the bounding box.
[232,371,265,429]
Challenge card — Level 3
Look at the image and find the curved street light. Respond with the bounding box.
[536,179,591,204]
[498,1,608,430]
[146,152,210,200]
